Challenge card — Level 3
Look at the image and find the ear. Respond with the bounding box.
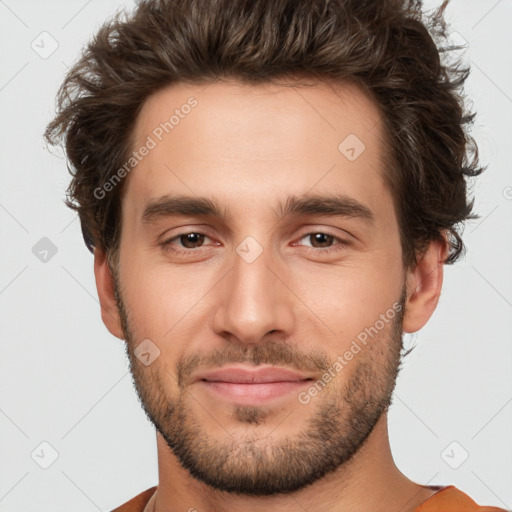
[94,247,125,340]
[402,236,449,333]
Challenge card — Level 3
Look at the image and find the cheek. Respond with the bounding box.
[119,252,215,346]
[287,250,404,346]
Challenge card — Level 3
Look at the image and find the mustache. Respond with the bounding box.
[176,341,331,387]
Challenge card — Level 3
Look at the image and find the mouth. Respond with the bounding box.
[192,365,314,405]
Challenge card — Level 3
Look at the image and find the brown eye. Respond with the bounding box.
[161,232,213,253]
[178,233,206,249]
[294,231,351,254]
[307,233,335,248]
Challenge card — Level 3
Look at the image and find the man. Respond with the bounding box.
[44,0,506,510]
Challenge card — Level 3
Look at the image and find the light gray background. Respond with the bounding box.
[1,0,511,510]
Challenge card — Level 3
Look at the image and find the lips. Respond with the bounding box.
[192,365,313,405]
[193,365,312,384]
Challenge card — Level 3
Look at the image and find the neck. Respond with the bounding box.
[150,413,438,512]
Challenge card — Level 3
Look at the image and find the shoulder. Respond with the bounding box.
[416,485,509,512]
[110,486,157,512]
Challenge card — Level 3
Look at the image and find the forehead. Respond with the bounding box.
[124,78,391,225]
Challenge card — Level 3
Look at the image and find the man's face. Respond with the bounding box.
[113,79,407,495]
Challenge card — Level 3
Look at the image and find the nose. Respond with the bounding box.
[211,241,295,345]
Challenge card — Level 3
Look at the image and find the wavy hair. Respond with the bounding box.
[44,0,485,269]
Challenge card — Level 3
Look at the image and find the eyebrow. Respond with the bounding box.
[141,193,375,226]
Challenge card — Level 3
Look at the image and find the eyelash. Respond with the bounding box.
[160,231,351,255]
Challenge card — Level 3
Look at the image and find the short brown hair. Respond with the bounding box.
[44,0,484,270]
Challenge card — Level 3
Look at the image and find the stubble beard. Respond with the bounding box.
[114,275,406,496]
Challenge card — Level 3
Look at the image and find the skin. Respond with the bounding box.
[94,79,448,512]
